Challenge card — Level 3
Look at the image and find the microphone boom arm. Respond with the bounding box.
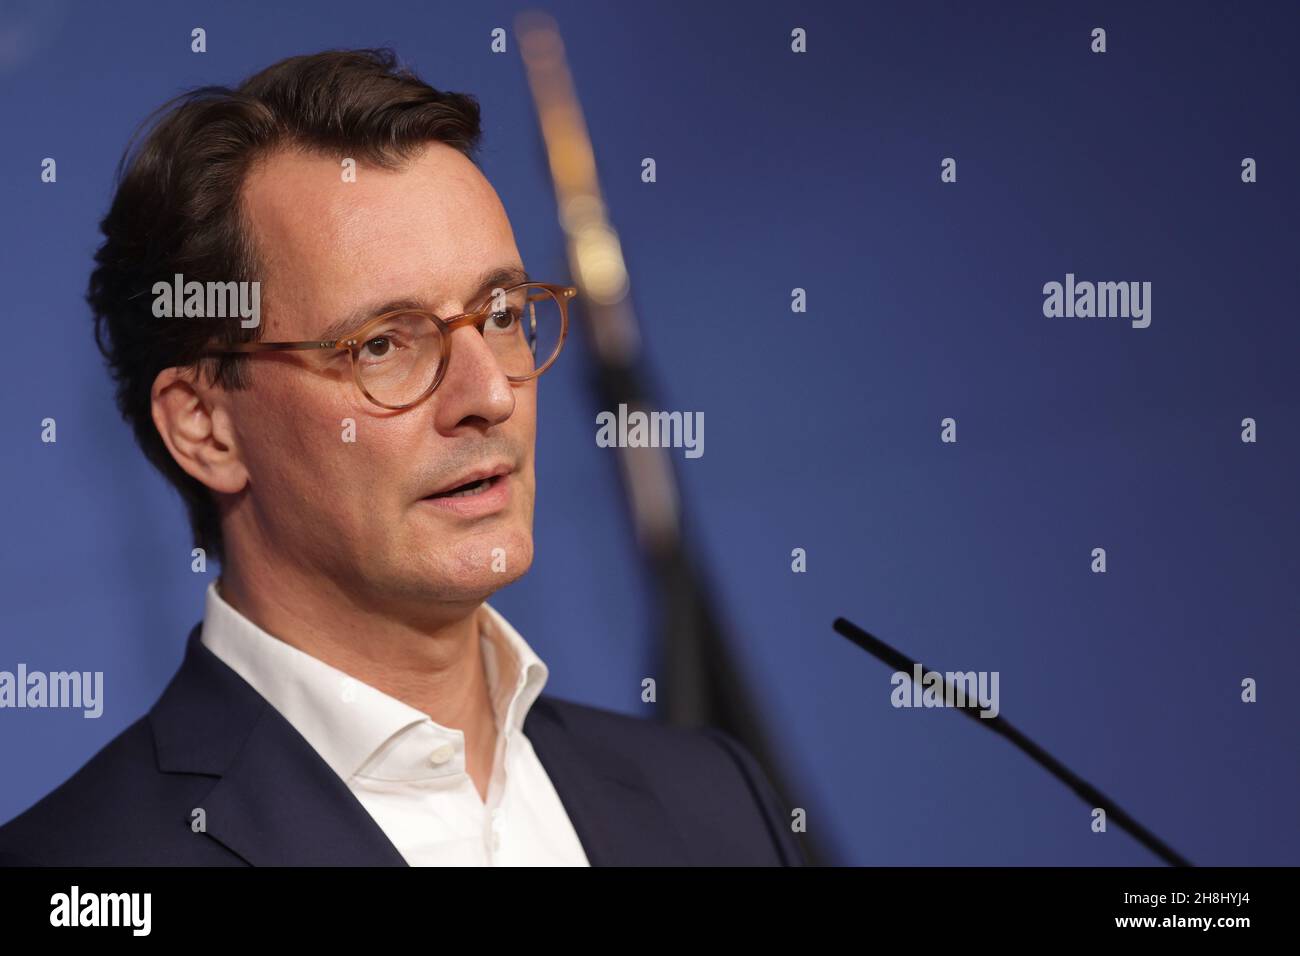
[833,617,1192,867]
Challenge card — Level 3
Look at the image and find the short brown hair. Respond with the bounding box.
[88,49,483,564]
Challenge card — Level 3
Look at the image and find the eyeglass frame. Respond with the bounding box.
[201,281,576,410]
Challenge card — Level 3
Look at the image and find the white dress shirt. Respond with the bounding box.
[198,581,590,867]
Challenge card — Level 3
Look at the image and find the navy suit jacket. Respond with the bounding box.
[0,625,805,866]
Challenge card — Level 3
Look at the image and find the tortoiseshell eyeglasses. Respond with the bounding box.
[203,282,575,410]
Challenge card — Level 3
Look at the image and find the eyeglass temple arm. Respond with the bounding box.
[202,340,349,356]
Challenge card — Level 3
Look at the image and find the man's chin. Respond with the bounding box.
[363,569,522,617]
[386,529,534,600]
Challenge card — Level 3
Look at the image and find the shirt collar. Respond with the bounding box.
[198,580,549,782]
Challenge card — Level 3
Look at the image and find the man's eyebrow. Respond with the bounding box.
[316,265,531,341]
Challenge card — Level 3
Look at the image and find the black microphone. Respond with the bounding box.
[832,617,1192,867]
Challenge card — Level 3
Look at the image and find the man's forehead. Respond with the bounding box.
[243,143,506,260]
[240,143,519,333]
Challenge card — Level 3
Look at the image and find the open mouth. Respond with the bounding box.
[425,475,502,500]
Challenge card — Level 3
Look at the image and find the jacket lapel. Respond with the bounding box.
[150,626,408,866]
[524,698,693,866]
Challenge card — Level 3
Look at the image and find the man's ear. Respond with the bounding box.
[151,365,249,495]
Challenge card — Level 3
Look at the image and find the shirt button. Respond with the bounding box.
[491,831,502,852]
[429,742,455,766]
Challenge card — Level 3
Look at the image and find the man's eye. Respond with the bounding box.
[363,336,392,357]
[487,309,519,333]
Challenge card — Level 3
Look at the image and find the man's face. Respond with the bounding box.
[227,142,537,612]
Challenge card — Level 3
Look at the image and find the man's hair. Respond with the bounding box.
[88,49,483,564]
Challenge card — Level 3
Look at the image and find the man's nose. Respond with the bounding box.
[432,324,516,432]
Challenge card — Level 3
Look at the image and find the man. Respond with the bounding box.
[0,49,802,866]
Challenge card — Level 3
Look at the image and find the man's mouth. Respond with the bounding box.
[425,475,502,499]
[419,467,512,517]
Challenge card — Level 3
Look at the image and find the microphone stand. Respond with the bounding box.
[517,10,824,866]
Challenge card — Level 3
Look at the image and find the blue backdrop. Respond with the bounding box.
[1,0,1296,865]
